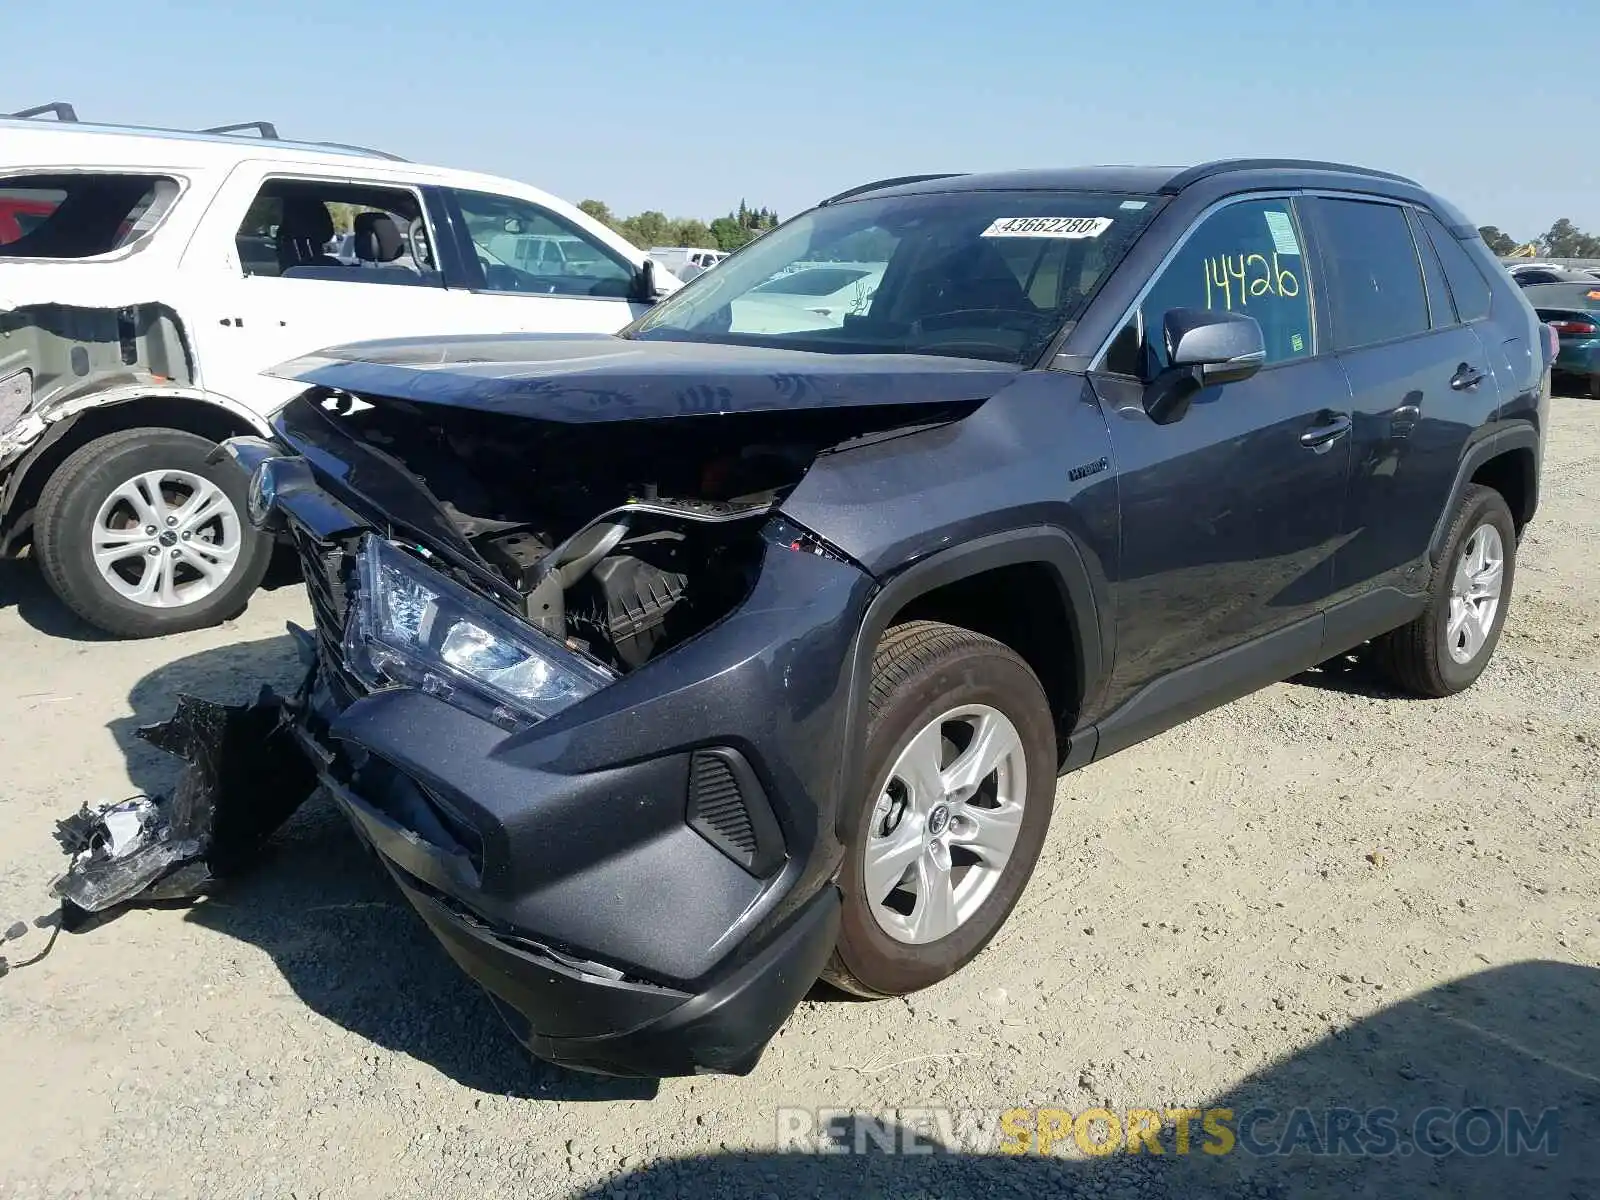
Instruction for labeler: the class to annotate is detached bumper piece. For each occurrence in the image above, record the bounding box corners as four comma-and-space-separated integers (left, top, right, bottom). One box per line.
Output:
51, 690, 317, 928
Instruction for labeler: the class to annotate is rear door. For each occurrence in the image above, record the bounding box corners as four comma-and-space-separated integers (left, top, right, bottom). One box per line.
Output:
187, 167, 463, 415
1306, 196, 1502, 601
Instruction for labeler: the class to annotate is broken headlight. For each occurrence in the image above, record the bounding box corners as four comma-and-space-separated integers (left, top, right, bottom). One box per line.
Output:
346, 537, 615, 726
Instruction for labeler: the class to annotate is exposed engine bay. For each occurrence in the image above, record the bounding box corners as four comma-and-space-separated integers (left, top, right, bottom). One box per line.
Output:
313, 393, 972, 673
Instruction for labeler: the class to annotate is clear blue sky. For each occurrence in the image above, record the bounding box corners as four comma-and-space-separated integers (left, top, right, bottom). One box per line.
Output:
8, 0, 1594, 240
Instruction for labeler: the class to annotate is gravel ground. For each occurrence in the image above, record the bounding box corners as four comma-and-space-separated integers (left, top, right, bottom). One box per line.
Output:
1, 398, 1596, 1200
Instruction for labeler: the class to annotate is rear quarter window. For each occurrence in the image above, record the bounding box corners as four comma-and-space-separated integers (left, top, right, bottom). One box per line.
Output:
0, 173, 181, 259
1419, 211, 1494, 323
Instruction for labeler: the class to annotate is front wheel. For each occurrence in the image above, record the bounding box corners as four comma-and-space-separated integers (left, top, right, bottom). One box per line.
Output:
823, 621, 1057, 998
33, 428, 272, 638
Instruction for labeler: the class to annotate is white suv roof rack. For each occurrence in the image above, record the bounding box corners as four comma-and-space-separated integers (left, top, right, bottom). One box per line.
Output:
2, 100, 407, 162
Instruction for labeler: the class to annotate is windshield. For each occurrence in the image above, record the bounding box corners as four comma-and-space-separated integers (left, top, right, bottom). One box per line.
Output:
625, 190, 1159, 364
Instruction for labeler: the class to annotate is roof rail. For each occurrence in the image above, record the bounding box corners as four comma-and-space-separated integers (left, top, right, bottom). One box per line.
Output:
820, 173, 966, 205
4, 103, 403, 160
1160, 159, 1418, 194
202, 120, 281, 139
6, 102, 79, 121
314, 141, 407, 162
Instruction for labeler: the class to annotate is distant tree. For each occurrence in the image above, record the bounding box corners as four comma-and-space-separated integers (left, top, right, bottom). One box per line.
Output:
670, 218, 715, 248
710, 215, 754, 252
617, 210, 672, 249
1477, 226, 1518, 256
573, 201, 780, 251
1539, 218, 1600, 258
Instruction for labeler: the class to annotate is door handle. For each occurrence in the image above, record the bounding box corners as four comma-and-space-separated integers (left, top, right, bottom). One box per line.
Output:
1300, 413, 1352, 453
1450, 363, 1486, 391
1392, 395, 1422, 437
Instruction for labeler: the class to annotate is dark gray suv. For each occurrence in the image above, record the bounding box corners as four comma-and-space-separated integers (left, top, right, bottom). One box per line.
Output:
211, 159, 1550, 1078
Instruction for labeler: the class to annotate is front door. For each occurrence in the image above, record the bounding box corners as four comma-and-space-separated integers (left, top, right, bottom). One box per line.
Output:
1090, 196, 1353, 729
444, 189, 652, 335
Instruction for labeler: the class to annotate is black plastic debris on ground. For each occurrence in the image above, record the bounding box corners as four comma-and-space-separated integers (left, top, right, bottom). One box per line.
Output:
51, 688, 318, 930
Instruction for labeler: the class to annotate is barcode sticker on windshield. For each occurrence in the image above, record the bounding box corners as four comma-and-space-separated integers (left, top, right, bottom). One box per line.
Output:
981, 216, 1113, 239
1264, 210, 1301, 256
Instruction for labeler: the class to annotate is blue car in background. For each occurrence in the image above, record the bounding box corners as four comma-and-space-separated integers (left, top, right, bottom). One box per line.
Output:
1525, 281, 1600, 397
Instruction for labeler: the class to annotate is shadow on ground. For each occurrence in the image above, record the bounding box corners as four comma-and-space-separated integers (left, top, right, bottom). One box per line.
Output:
100, 630, 655, 1103
1289, 647, 1416, 700
0, 556, 115, 641
0, 545, 301, 643
572, 961, 1600, 1198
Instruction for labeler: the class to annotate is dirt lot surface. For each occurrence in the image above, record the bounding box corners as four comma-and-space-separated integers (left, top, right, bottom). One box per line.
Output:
1, 398, 1596, 1200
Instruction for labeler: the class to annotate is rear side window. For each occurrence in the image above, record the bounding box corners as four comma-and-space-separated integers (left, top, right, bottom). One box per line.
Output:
0, 173, 179, 259
1419, 212, 1493, 323
236, 178, 438, 285
1313, 198, 1429, 350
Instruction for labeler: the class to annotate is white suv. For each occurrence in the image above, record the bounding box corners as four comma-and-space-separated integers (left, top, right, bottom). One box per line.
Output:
0, 103, 678, 637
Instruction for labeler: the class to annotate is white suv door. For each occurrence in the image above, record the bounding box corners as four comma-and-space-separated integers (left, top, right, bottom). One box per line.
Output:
445, 188, 654, 334
188, 166, 471, 415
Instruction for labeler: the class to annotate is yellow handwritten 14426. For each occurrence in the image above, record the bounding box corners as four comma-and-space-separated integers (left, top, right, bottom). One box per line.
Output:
1203, 253, 1299, 311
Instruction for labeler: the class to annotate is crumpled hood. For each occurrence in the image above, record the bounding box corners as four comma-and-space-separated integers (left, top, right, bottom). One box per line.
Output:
267, 334, 1022, 424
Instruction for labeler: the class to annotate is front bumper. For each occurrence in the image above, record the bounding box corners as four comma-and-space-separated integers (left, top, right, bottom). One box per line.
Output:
237, 429, 875, 1077
377, 840, 839, 1077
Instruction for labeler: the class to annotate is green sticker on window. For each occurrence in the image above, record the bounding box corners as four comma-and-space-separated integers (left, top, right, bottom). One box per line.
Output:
1264, 210, 1301, 257
1291, 332, 1305, 353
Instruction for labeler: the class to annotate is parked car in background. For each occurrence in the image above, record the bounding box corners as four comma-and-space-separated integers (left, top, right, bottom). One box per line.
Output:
224, 158, 1550, 1079
1507, 261, 1600, 286
649, 246, 727, 280
1524, 280, 1600, 396
0, 102, 679, 639
728, 262, 886, 332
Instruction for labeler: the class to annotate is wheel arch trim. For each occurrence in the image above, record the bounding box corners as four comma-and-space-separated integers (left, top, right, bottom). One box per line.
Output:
831, 526, 1107, 842
1428, 422, 1540, 565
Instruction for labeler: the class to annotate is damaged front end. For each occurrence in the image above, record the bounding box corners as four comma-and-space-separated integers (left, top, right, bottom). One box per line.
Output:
54, 335, 1006, 1076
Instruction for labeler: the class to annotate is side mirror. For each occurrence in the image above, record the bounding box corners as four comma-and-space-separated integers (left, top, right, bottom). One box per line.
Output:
1143, 308, 1266, 424
633, 257, 672, 303
1165, 308, 1266, 385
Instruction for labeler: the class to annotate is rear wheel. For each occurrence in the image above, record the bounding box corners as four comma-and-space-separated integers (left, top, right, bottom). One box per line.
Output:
823, 621, 1056, 998
1371, 484, 1516, 697
33, 428, 271, 638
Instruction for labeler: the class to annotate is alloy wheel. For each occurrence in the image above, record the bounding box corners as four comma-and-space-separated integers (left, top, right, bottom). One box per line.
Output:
91, 469, 243, 609
864, 704, 1028, 945
1446, 522, 1505, 665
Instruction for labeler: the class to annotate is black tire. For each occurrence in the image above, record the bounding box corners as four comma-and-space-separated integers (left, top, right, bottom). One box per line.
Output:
33, 428, 272, 639
822, 621, 1057, 998
1370, 484, 1517, 698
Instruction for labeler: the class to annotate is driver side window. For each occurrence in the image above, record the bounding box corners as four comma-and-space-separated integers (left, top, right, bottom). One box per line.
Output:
452, 190, 634, 298
1105, 199, 1315, 376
